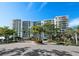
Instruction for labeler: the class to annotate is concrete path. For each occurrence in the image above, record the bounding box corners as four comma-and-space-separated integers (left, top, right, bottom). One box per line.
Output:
0, 41, 79, 56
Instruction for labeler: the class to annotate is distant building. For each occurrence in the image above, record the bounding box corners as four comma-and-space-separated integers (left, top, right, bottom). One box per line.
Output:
54, 16, 68, 32
12, 19, 22, 37
41, 21, 45, 25
12, 19, 33, 39
22, 21, 30, 39
33, 21, 41, 26
12, 16, 68, 39
29, 21, 33, 37
44, 20, 52, 24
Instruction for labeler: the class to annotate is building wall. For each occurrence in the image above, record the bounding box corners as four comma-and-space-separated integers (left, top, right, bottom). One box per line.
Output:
12, 19, 22, 37
12, 16, 68, 39
22, 21, 30, 39
54, 16, 68, 32
33, 21, 41, 26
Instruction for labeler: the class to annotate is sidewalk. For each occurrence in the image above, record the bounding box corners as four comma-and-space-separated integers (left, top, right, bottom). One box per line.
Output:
0, 41, 79, 56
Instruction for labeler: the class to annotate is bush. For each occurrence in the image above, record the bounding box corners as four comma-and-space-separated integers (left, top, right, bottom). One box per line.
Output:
47, 39, 53, 42
47, 39, 59, 43
31, 37, 36, 41
56, 39, 72, 46
43, 38, 48, 41
56, 42, 65, 45
34, 38, 43, 44
64, 39, 72, 46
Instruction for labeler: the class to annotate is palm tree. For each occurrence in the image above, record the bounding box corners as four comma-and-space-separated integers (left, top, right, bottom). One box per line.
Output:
31, 25, 43, 40
75, 25, 79, 45
31, 25, 43, 44
63, 27, 76, 45
43, 20, 54, 40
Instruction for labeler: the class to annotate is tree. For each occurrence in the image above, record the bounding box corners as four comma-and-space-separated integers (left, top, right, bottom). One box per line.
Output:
61, 27, 76, 45
31, 25, 43, 40
75, 25, 79, 45
65, 28, 74, 37
43, 20, 55, 40
76, 25, 79, 34
0, 26, 15, 43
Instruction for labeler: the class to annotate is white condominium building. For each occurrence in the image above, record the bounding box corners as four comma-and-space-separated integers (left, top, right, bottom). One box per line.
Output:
12, 19, 22, 37
54, 16, 68, 32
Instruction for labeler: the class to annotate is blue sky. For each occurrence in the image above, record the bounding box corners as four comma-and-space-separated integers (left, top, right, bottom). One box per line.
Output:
0, 2, 79, 27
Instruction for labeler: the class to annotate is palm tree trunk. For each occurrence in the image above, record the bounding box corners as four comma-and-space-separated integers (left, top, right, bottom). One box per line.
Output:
5, 35, 9, 43
75, 32, 78, 45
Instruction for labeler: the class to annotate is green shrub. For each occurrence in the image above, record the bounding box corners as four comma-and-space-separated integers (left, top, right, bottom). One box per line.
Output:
56, 39, 72, 46
43, 39, 48, 41
34, 38, 43, 44
47, 39, 53, 42
56, 41, 65, 45
31, 38, 37, 41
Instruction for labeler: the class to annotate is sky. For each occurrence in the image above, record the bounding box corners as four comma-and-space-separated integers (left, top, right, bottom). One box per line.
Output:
0, 2, 79, 27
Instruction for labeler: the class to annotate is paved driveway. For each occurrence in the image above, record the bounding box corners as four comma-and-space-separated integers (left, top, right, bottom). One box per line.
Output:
0, 41, 79, 56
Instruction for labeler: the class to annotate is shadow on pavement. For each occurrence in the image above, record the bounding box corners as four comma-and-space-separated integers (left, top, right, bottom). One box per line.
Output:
0, 47, 72, 56
52, 50, 72, 56
0, 47, 29, 56
23, 49, 72, 56
72, 51, 79, 54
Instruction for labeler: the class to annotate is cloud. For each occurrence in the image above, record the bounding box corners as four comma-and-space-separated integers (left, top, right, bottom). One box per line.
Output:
38, 2, 47, 11
69, 18, 79, 27
26, 2, 33, 10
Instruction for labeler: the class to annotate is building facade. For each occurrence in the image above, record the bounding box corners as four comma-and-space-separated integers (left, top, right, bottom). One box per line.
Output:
12, 16, 68, 39
33, 21, 41, 26
54, 16, 68, 32
12, 19, 22, 37
22, 21, 30, 39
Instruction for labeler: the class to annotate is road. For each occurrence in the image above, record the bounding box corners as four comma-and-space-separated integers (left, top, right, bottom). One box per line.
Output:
0, 41, 79, 56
